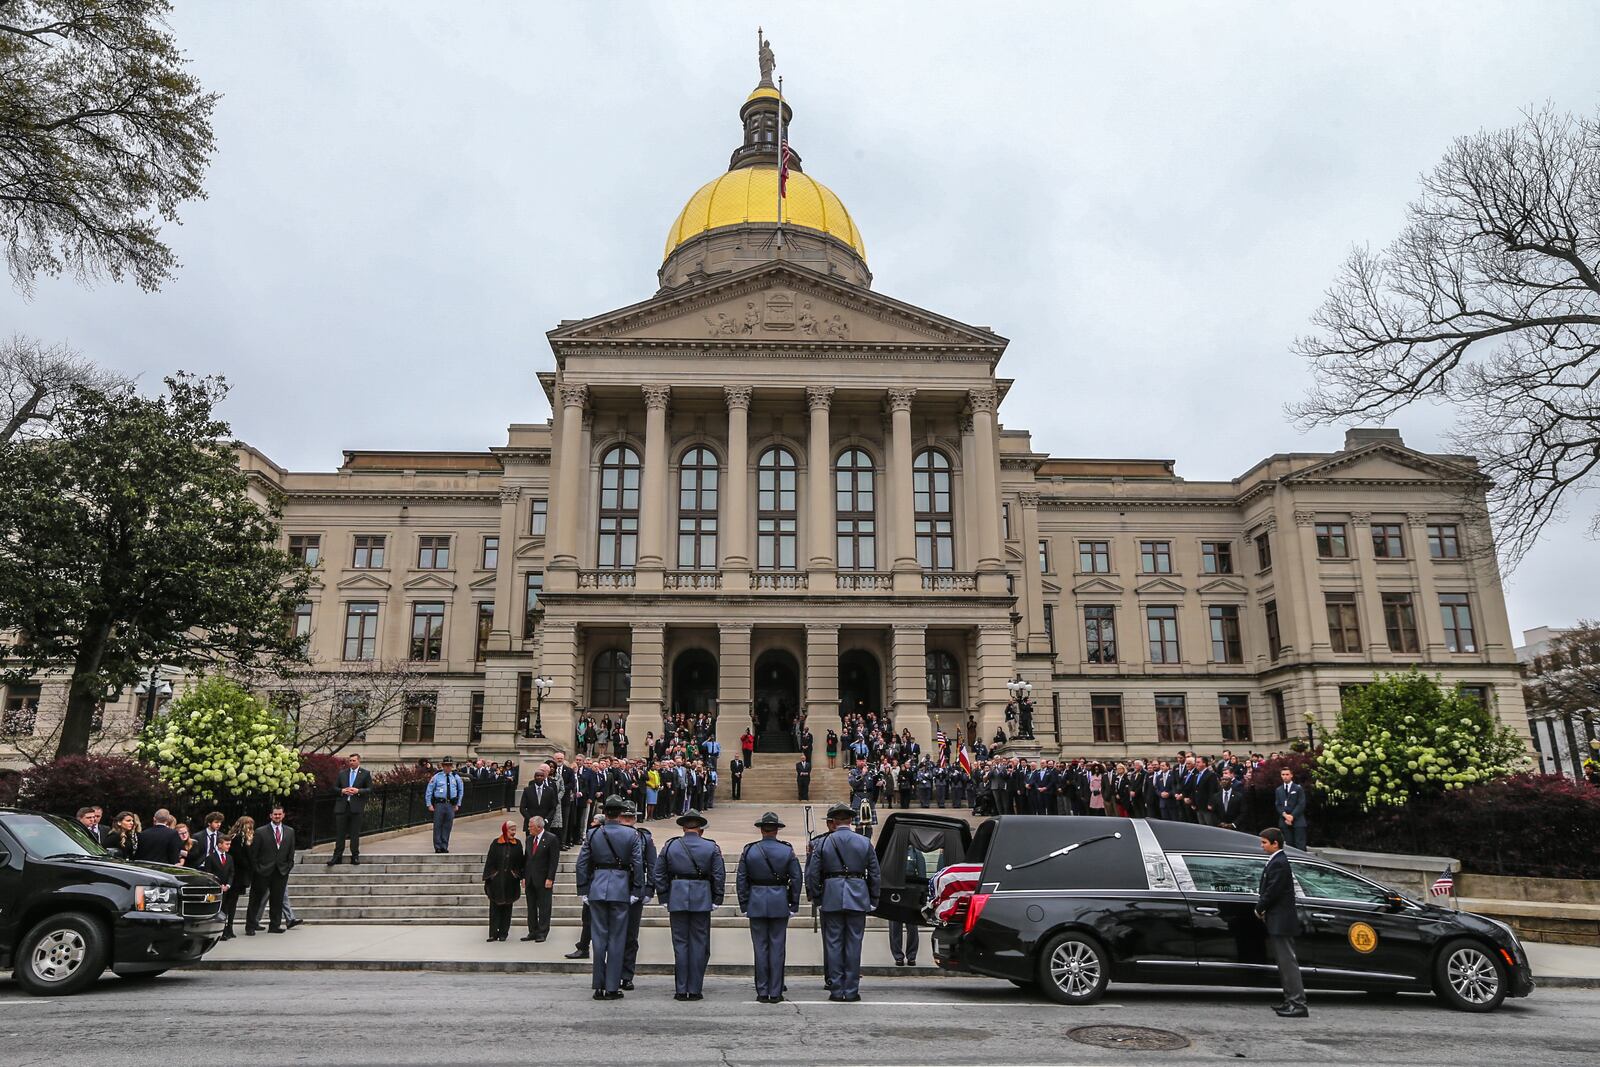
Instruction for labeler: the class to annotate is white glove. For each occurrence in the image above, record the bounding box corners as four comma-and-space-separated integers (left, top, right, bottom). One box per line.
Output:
629, 896, 640, 905
579, 895, 588, 906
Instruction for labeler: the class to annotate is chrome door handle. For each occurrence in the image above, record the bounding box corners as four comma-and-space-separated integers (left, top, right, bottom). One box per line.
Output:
1194, 906, 1220, 915
1311, 912, 1337, 920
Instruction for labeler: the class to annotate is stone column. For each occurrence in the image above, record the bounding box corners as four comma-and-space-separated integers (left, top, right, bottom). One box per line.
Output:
488, 486, 520, 652
548, 383, 588, 583
538, 621, 579, 751
967, 388, 1005, 589
806, 386, 835, 581
1291, 509, 1332, 654
958, 413, 979, 573
1349, 513, 1390, 656
805, 624, 840, 727
887, 388, 919, 591
722, 386, 753, 591
626, 622, 665, 742
890, 623, 932, 749
716, 623, 753, 755
974, 621, 1016, 742
635, 384, 671, 590
1406, 512, 1446, 655
1018, 491, 1046, 651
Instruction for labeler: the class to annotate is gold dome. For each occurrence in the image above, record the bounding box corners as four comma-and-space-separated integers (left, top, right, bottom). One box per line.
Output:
662, 165, 867, 262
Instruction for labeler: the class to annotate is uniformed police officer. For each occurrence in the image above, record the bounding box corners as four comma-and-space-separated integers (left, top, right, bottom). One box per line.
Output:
655, 808, 725, 1000
575, 795, 646, 1000
848, 758, 870, 809
932, 763, 948, 808
805, 801, 881, 1002
915, 760, 933, 808
618, 800, 656, 992
737, 811, 802, 1004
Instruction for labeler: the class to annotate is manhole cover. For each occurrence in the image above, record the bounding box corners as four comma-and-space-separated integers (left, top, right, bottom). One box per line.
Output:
1068, 1025, 1190, 1051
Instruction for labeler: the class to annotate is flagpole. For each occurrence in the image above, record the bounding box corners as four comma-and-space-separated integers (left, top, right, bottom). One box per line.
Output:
776, 74, 785, 251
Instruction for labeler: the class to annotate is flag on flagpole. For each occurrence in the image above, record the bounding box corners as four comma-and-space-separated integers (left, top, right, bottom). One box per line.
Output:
779, 136, 792, 198
958, 744, 974, 776
1430, 869, 1455, 897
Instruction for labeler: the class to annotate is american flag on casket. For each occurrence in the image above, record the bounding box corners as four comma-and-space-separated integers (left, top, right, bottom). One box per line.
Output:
925, 862, 985, 924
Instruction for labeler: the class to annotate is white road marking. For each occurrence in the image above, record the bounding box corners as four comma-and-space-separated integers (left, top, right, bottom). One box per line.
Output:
765, 1000, 1124, 1007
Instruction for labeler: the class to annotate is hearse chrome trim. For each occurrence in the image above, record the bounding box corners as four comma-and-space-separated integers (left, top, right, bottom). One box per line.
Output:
1130, 819, 1178, 891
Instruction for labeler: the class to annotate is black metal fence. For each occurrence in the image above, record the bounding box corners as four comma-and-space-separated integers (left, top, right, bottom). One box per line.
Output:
297, 777, 512, 847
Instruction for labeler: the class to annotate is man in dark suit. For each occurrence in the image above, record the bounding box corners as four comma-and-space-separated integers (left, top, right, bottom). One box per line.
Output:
728, 756, 745, 800
1274, 767, 1309, 849
75, 806, 106, 846
203, 836, 240, 938
1256, 828, 1307, 1017
247, 805, 296, 934
329, 754, 373, 865
192, 812, 227, 868
1193, 757, 1222, 827
521, 815, 560, 942
520, 766, 560, 831
135, 809, 183, 864
1216, 769, 1245, 830
793, 756, 810, 801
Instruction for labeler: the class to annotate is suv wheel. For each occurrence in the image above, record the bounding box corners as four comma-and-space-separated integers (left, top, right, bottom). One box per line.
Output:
1434, 938, 1506, 1013
14, 912, 109, 996
1036, 931, 1109, 1005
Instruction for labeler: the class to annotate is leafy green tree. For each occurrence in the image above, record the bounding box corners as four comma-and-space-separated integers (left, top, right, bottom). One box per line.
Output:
1317, 669, 1528, 810
136, 675, 306, 802
0, 1, 218, 292
0, 374, 309, 759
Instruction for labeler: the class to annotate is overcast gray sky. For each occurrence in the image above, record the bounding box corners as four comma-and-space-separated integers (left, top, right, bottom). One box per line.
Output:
5, 0, 1599, 641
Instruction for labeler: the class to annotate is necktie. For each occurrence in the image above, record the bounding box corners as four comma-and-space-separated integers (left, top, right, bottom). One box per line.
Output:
273, 824, 282, 846
530, 835, 539, 857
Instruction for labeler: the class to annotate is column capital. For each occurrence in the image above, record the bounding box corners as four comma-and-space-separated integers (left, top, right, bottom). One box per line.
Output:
642, 383, 672, 411
498, 485, 521, 504
1258, 515, 1278, 533
806, 385, 835, 412
1405, 511, 1431, 528
965, 386, 999, 414
805, 622, 841, 635
957, 413, 975, 434
557, 382, 589, 409
1017, 490, 1041, 508
630, 621, 666, 637
1348, 511, 1372, 526
718, 621, 754, 636
892, 622, 928, 636
723, 384, 754, 410
1292, 510, 1317, 527
886, 387, 917, 413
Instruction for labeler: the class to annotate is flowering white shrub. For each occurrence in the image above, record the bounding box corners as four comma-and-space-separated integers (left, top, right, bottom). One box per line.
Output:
136, 676, 308, 801
1317, 669, 1527, 810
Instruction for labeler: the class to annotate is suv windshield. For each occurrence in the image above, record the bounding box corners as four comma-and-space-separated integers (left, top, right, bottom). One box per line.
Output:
1, 813, 106, 858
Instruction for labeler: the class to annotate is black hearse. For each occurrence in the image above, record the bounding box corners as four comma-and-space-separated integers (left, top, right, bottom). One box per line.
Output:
0, 808, 226, 995
874, 813, 1533, 1012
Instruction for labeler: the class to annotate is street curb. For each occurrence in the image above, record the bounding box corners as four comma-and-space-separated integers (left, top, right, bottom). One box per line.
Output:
195, 959, 953, 979
1535, 976, 1600, 989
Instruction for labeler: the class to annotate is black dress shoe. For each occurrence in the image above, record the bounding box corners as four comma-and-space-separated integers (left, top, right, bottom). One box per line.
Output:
351, 858, 360, 865
905, 960, 917, 967
521, 935, 537, 942
268, 927, 285, 934
687, 993, 703, 1001
1275, 1006, 1309, 1018
893, 958, 904, 966
326, 858, 339, 867
244, 929, 257, 936
827, 993, 844, 1002
674, 993, 688, 1001
534, 936, 546, 943
593, 990, 606, 1001
286, 919, 303, 929
770, 994, 784, 1004
843, 993, 862, 1002
621, 980, 634, 991
756, 995, 771, 1004
565, 949, 589, 959
486, 936, 499, 942
221, 930, 235, 940
604, 991, 625, 1000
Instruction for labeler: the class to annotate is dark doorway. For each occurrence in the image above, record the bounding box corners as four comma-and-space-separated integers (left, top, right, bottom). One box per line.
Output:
752, 648, 801, 746
671, 648, 718, 716
838, 649, 882, 716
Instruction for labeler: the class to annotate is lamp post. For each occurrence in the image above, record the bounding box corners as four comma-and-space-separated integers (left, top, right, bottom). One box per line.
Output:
1008, 677, 1034, 740
132, 666, 173, 728
532, 676, 553, 739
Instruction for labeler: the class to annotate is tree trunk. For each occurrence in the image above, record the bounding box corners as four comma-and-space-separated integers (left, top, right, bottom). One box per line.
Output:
55, 621, 113, 759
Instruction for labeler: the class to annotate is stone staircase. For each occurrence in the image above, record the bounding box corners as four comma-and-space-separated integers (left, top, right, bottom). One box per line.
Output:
734, 761, 852, 805
292, 852, 885, 928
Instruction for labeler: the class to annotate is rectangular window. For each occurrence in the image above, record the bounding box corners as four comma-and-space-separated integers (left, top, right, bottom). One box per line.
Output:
529, 498, 548, 536
352, 535, 386, 569
1043, 604, 1055, 652
469, 692, 485, 744
1038, 539, 1051, 573
481, 536, 499, 570
1208, 604, 1243, 664
1382, 592, 1420, 653
1078, 540, 1111, 573
1002, 502, 1012, 541
289, 535, 321, 566
1091, 694, 1124, 743
1146, 605, 1180, 663
678, 516, 719, 570
291, 602, 313, 639
836, 518, 876, 571
1440, 593, 1477, 652
1427, 523, 1461, 559
410, 602, 445, 662
759, 519, 799, 570
1325, 592, 1362, 652
1371, 523, 1405, 559
1155, 694, 1188, 743
1084, 605, 1117, 664
1218, 693, 1252, 742
1271, 690, 1288, 740
1457, 684, 1491, 709
343, 602, 379, 661
475, 602, 494, 661
401, 691, 437, 744
524, 572, 543, 637
1201, 541, 1233, 574
1254, 530, 1272, 571
1265, 600, 1282, 660
1, 683, 41, 737
417, 535, 450, 570
1315, 523, 1349, 559
1140, 540, 1173, 574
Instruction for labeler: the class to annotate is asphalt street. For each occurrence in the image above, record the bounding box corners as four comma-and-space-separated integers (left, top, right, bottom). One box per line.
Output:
1, 970, 1597, 1066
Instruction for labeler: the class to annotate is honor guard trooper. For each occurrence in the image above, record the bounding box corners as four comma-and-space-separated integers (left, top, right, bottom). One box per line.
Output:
655, 808, 725, 1000
618, 800, 657, 991
805, 801, 881, 1002
950, 765, 968, 809
932, 763, 948, 808
737, 811, 802, 1004
575, 795, 646, 1000
848, 759, 870, 808
915, 760, 934, 808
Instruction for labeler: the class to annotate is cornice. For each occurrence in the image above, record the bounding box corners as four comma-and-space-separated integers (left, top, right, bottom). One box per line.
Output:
283, 490, 501, 504
552, 341, 1001, 361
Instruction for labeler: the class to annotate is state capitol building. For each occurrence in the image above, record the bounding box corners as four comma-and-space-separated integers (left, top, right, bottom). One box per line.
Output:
0, 56, 1530, 767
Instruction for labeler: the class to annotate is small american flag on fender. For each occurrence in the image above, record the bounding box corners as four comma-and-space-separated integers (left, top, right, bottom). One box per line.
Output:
1430, 869, 1454, 897
927, 863, 984, 925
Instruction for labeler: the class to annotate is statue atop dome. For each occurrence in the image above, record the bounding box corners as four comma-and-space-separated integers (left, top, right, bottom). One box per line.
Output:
757, 28, 775, 87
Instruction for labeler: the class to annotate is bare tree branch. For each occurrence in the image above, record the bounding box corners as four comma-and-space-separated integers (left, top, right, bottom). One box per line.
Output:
0, 333, 126, 444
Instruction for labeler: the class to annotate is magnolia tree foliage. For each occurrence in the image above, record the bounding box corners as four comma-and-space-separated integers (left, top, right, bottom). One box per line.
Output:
1317, 670, 1527, 810
136, 676, 306, 802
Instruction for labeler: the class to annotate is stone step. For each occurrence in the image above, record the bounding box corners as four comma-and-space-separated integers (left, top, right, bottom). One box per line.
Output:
289, 905, 882, 927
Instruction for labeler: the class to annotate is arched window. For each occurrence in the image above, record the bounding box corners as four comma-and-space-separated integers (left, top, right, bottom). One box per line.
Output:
597, 445, 640, 569
926, 649, 961, 708
677, 446, 719, 570
914, 448, 955, 571
757, 446, 798, 570
834, 448, 876, 570
591, 649, 632, 709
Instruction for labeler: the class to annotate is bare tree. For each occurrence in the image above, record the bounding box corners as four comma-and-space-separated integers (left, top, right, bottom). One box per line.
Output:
1292, 105, 1600, 566
0, 334, 125, 444
245, 656, 429, 755
7, 684, 142, 765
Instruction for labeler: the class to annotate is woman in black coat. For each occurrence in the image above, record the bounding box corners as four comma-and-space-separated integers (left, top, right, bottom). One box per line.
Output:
483, 821, 524, 942
105, 811, 141, 860
222, 816, 255, 937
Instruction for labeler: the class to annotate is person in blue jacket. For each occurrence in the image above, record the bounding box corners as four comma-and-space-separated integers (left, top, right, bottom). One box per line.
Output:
736, 810, 802, 1004
575, 794, 646, 1000
804, 801, 881, 1002
654, 808, 725, 1001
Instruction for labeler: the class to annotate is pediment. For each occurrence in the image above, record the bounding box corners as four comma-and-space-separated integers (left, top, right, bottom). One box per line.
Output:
1197, 577, 1249, 596
468, 573, 499, 591
335, 572, 391, 592
402, 572, 458, 593
1286, 443, 1483, 485
549, 261, 1008, 351
514, 538, 547, 560
1041, 578, 1063, 595
1072, 576, 1124, 596
1135, 577, 1188, 596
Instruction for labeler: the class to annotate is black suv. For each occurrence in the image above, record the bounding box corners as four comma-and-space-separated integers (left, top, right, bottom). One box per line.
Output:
874, 812, 1534, 1013
0, 808, 226, 995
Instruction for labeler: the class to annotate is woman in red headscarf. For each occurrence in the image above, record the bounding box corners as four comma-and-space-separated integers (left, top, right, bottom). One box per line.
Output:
483, 820, 524, 942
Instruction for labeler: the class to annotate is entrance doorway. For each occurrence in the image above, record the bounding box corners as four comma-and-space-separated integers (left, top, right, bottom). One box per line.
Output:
671, 648, 718, 716
838, 649, 882, 717
752, 649, 800, 743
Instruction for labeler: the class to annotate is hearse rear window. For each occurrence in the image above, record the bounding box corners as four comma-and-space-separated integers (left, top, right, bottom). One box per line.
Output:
987, 818, 1147, 892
